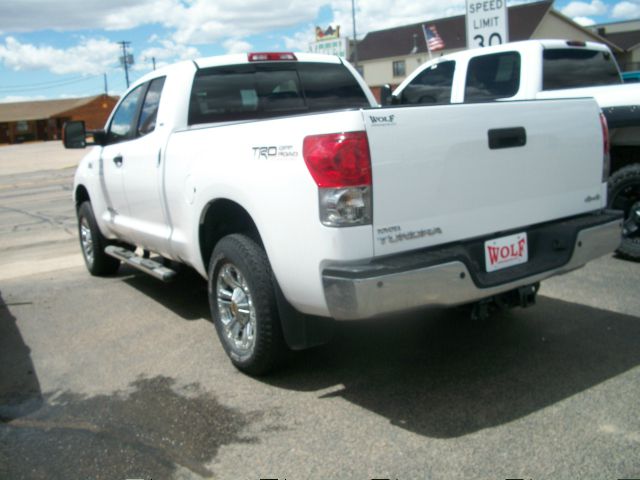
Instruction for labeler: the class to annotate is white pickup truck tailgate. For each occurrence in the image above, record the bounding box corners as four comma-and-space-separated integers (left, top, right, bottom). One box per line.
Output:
365, 99, 606, 257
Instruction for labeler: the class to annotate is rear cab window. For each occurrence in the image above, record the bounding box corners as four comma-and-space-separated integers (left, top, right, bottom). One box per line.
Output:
188, 62, 370, 125
464, 51, 521, 102
542, 48, 622, 90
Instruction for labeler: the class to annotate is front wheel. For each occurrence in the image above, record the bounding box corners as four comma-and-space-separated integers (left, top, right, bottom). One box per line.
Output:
207, 234, 287, 375
608, 164, 640, 261
77, 201, 121, 275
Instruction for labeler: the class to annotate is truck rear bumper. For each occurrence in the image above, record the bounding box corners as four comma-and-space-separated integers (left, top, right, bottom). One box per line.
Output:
322, 210, 623, 320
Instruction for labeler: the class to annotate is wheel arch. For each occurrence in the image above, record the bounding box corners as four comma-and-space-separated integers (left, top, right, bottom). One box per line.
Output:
610, 145, 640, 174
75, 184, 91, 209
199, 198, 264, 272
199, 198, 335, 352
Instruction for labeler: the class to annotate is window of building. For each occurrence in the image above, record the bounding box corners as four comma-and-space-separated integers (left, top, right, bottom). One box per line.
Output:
16, 121, 30, 133
400, 61, 455, 105
464, 51, 520, 102
392, 60, 406, 77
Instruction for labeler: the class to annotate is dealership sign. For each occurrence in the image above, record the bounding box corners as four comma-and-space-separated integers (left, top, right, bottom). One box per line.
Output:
466, 0, 509, 48
309, 25, 348, 58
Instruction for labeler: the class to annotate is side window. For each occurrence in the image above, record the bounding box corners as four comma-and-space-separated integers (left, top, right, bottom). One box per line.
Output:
107, 84, 144, 144
137, 77, 166, 136
464, 52, 520, 102
400, 61, 455, 105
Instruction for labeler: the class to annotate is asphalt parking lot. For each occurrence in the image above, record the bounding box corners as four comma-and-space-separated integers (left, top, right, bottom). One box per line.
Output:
1, 142, 639, 480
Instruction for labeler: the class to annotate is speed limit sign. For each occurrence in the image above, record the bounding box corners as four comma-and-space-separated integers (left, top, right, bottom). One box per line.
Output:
466, 0, 509, 48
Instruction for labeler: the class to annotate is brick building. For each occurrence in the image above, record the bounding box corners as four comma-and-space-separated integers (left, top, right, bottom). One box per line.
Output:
0, 94, 118, 144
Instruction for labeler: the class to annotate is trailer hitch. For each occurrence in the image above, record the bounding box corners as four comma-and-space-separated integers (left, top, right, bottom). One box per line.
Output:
470, 282, 540, 321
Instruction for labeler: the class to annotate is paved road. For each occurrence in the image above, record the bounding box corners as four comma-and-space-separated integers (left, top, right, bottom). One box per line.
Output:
1, 143, 639, 480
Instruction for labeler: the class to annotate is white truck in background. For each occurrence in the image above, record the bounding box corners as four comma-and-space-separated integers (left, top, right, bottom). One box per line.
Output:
390, 39, 640, 260
64, 52, 621, 375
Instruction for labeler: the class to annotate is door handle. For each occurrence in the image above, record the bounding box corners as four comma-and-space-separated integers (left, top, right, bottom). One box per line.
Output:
488, 127, 527, 149
113, 155, 123, 167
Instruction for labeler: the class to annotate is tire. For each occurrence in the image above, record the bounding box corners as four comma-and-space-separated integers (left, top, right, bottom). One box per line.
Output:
608, 164, 640, 261
207, 234, 287, 375
77, 201, 121, 275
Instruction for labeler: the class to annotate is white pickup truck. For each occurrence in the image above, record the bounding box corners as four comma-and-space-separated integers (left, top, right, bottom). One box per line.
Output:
64, 51, 621, 375
391, 39, 640, 260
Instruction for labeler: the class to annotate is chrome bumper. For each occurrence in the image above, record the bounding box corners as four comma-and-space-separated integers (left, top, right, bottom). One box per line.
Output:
322, 213, 623, 320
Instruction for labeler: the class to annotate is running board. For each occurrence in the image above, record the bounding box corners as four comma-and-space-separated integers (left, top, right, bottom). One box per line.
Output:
105, 246, 176, 282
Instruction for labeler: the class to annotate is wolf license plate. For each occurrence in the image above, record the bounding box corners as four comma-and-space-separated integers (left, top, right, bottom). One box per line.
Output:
484, 232, 528, 273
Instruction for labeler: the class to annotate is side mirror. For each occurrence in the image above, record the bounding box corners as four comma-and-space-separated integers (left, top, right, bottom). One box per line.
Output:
63, 121, 107, 148
63, 121, 87, 149
379, 84, 393, 106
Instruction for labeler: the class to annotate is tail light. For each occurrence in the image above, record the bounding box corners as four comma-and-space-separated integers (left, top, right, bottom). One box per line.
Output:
248, 52, 297, 62
600, 112, 610, 182
303, 131, 372, 227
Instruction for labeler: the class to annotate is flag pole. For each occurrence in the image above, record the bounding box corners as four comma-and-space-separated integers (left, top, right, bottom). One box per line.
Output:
351, 0, 358, 68
422, 25, 433, 60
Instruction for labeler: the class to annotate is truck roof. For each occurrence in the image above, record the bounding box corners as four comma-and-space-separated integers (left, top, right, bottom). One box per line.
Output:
425, 39, 612, 65
195, 52, 343, 69
131, 52, 346, 90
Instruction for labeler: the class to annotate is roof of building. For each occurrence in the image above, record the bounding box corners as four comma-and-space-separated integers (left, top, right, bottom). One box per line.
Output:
601, 30, 640, 50
356, 1, 554, 61
0, 95, 115, 123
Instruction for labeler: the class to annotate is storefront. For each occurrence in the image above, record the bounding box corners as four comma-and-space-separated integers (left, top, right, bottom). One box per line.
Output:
0, 95, 117, 144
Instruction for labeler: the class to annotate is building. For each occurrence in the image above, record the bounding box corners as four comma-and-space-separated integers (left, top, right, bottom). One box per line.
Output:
354, 0, 619, 98
591, 20, 640, 72
0, 95, 118, 145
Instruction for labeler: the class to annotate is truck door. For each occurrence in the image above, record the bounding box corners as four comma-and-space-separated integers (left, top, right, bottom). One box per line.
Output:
100, 84, 146, 237
119, 77, 170, 253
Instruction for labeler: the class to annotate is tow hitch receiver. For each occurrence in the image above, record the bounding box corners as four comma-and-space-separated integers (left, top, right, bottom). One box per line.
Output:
470, 282, 540, 321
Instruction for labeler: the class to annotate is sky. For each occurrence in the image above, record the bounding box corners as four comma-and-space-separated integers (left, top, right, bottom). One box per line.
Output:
0, 0, 639, 103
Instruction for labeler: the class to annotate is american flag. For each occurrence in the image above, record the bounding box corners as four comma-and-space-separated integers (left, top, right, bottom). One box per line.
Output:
422, 24, 445, 52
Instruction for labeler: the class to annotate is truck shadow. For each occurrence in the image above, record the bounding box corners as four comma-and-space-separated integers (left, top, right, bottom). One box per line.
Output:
0, 291, 42, 423
265, 296, 640, 439
119, 264, 210, 321
109, 268, 640, 440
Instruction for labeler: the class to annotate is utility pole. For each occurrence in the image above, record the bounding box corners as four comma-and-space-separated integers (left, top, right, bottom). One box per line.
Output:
351, 0, 358, 68
119, 41, 132, 88
152, 57, 156, 71
103, 73, 108, 95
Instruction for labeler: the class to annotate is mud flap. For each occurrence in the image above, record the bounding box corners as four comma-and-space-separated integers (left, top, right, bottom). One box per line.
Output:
273, 280, 335, 351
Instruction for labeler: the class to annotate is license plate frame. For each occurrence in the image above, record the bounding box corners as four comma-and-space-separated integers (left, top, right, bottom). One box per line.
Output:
484, 232, 528, 273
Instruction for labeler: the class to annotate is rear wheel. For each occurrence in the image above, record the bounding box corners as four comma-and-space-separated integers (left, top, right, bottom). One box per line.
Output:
208, 234, 287, 375
77, 201, 120, 275
608, 164, 640, 261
